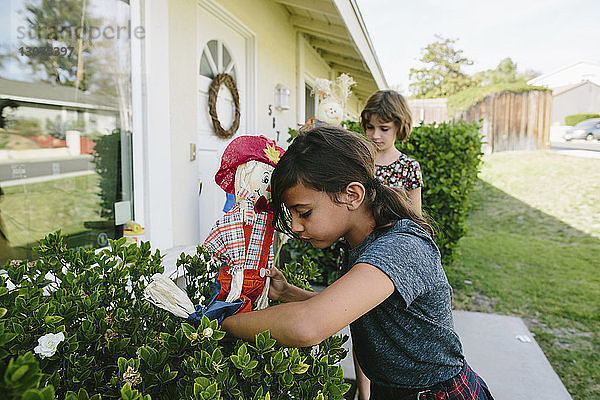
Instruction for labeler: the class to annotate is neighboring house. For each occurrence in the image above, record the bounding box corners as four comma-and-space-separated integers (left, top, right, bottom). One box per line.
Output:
0, 77, 119, 136
527, 61, 600, 89
527, 61, 600, 125
125, 0, 388, 268
550, 80, 600, 125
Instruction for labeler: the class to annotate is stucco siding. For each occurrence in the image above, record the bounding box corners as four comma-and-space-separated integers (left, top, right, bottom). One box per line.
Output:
218, 0, 298, 138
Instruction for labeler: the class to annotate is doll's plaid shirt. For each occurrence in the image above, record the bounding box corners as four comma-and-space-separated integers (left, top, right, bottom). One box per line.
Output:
203, 189, 274, 273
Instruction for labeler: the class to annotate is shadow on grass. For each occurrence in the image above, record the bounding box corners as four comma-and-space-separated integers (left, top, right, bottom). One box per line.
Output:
446, 179, 600, 399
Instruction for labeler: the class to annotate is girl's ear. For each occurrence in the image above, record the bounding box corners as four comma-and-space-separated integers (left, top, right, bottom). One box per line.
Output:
343, 182, 366, 210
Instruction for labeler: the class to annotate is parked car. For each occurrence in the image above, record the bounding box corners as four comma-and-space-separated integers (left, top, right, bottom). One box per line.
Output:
563, 118, 600, 141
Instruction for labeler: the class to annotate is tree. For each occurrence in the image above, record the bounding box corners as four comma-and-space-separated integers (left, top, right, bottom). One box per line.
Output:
0, 100, 19, 129
22, 0, 101, 91
409, 36, 479, 98
474, 57, 540, 86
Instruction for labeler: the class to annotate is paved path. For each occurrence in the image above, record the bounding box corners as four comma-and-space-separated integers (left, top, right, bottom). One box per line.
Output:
336, 311, 572, 400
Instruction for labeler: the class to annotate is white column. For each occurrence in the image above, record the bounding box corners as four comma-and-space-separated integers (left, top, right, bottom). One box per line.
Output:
296, 31, 305, 125
140, 0, 174, 250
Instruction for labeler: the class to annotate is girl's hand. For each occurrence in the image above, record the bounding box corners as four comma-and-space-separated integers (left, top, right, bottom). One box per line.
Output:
260, 266, 289, 302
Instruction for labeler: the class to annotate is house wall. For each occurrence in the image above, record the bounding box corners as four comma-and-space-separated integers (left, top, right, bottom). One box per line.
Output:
216, 0, 361, 126
9, 104, 118, 136
217, 0, 298, 139
141, 0, 371, 252
552, 82, 600, 124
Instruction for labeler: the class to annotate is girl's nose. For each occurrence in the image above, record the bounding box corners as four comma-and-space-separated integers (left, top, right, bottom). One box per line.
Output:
290, 215, 304, 233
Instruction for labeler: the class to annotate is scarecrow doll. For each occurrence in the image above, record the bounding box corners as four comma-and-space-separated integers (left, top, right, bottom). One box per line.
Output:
144, 135, 285, 324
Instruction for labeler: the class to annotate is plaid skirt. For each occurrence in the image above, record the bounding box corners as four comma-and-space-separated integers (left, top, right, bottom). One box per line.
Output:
370, 361, 494, 400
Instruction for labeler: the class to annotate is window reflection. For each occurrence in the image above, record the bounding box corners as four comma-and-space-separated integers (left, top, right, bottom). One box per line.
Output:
0, 0, 134, 262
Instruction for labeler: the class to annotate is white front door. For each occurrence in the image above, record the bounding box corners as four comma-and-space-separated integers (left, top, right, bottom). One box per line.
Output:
197, 6, 250, 242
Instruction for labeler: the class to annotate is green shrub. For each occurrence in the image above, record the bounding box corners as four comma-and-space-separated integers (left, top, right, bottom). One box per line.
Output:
92, 128, 132, 220
397, 120, 483, 265
282, 120, 483, 272
278, 239, 343, 287
342, 119, 484, 265
565, 113, 600, 126
0, 232, 350, 399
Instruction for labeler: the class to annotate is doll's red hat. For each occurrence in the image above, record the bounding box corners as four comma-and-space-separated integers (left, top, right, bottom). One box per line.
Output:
215, 135, 285, 195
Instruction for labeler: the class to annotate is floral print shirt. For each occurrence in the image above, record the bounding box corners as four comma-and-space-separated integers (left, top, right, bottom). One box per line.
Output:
375, 153, 423, 190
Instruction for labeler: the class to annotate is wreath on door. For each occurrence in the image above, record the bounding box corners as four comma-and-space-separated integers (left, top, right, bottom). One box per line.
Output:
208, 73, 240, 139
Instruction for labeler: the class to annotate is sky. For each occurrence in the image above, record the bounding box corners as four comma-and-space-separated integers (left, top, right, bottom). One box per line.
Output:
356, 0, 600, 94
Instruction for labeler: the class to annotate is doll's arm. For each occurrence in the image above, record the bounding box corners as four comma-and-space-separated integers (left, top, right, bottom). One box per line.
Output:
221, 262, 394, 347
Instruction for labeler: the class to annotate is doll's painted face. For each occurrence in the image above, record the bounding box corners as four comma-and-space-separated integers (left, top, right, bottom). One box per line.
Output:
317, 100, 343, 125
235, 160, 274, 202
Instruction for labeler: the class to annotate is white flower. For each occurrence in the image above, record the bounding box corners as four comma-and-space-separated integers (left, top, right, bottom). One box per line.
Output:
34, 332, 65, 359
122, 365, 142, 387
203, 328, 213, 338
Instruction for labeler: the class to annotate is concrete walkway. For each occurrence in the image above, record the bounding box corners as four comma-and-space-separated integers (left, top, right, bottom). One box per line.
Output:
337, 310, 572, 400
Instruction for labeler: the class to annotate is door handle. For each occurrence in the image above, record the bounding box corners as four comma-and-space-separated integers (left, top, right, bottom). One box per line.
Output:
199, 180, 203, 196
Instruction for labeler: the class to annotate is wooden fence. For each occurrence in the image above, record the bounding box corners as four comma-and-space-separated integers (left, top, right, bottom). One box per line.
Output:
407, 98, 448, 125
454, 90, 552, 152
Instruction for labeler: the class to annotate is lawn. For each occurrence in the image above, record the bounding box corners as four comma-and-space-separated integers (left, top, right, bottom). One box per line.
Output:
446, 151, 600, 400
1, 174, 105, 253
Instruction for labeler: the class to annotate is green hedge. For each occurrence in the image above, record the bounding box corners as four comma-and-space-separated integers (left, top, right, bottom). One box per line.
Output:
0, 233, 350, 399
396, 120, 484, 265
282, 120, 484, 271
565, 113, 600, 126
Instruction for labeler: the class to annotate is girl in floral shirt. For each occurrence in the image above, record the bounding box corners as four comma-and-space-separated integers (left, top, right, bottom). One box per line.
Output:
361, 90, 423, 216
355, 90, 424, 399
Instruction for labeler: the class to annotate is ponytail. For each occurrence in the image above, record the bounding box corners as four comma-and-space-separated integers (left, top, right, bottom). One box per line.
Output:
366, 178, 434, 237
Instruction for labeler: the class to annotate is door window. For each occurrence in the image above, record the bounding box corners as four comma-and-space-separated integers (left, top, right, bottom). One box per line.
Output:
199, 40, 236, 81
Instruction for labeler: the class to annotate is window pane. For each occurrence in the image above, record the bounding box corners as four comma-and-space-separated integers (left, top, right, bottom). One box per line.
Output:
222, 44, 232, 72
199, 51, 214, 78
207, 40, 218, 68
305, 84, 315, 120
0, 0, 134, 262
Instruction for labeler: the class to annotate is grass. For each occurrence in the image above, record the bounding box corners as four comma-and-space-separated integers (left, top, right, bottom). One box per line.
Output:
446, 151, 600, 399
1, 174, 104, 250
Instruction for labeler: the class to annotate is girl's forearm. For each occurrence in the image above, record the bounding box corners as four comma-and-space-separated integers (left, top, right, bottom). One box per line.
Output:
221, 300, 316, 347
282, 284, 317, 302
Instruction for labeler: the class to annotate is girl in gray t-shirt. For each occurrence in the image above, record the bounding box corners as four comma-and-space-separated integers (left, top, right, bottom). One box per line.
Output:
221, 126, 493, 399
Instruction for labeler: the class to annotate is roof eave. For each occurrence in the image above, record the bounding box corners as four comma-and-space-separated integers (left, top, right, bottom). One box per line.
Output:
332, 0, 388, 90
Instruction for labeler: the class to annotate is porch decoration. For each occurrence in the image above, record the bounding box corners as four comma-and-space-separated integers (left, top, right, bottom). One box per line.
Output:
145, 135, 285, 324
208, 73, 240, 139
313, 73, 356, 126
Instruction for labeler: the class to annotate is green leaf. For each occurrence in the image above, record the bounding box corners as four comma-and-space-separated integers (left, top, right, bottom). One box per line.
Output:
11, 365, 29, 381
118, 357, 127, 373
44, 315, 63, 325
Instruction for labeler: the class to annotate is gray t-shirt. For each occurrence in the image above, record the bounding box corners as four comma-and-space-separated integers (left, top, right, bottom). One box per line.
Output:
344, 219, 464, 388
